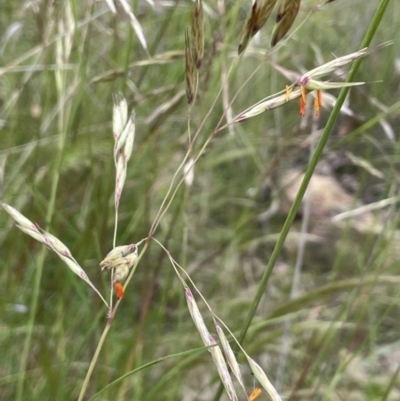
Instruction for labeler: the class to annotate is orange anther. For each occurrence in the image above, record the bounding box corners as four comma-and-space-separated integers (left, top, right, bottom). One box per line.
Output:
317, 89, 323, 106
248, 388, 262, 401
115, 282, 125, 299
301, 86, 307, 104
314, 98, 320, 116
299, 98, 306, 117
285, 85, 293, 102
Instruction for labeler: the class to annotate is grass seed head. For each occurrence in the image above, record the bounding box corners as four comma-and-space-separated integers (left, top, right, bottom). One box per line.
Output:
215, 324, 244, 388
100, 244, 138, 273
1, 202, 109, 307
185, 288, 211, 346
40, 229, 73, 258
100, 245, 137, 298
192, 0, 204, 69
208, 335, 238, 401
185, 29, 196, 104
1, 202, 38, 233
296, 48, 369, 83
112, 93, 128, 140
112, 264, 130, 283
271, 0, 301, 47
238, 0, 278, 55
2, 203, 72, 258
184, 157, 195, 188
234, 88, 302, 122
112, 96, 135, 209
248, 358, 282, 401
115, 157, 127, 207
234, 46, 378, 122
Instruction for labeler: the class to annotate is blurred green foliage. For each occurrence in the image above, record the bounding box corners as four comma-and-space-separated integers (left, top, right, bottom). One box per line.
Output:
1, 1, 400, 400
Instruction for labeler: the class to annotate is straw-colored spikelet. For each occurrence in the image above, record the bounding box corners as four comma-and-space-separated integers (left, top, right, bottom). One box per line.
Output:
183, 157, 195, 188
192, 0, 204, 69
295, 48, 369, 83
208, 334, 239, 401
215, 324, 245, 392
112, 94, 135, 209
1, 202, 108, 307
185, 29, 196, 104
247, 358, 282, 401
113, 93, 128, 140
234, 88, 303, 122
185, 288, 211, 346
184, 290, 237, 399
234, 47, 375, 122
271, 0, 301, 47
100, 244, 138, 281
238, 0, 278, 55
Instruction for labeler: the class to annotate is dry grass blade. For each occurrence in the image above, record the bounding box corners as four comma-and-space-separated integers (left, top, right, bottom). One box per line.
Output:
192, 0, 204, 68
1, 202, 109, 307
238, 0, 278, 55
208, 335, 239, 401
114, 0, 148, 52
271, 0, 301, 47
145, 89, 185, 130
104, 0, 117, 13
185, 29, 196, 104
89, 51, 185, 84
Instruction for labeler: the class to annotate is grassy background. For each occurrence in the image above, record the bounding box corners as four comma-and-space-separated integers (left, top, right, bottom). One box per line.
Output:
1, 0, 400, 400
